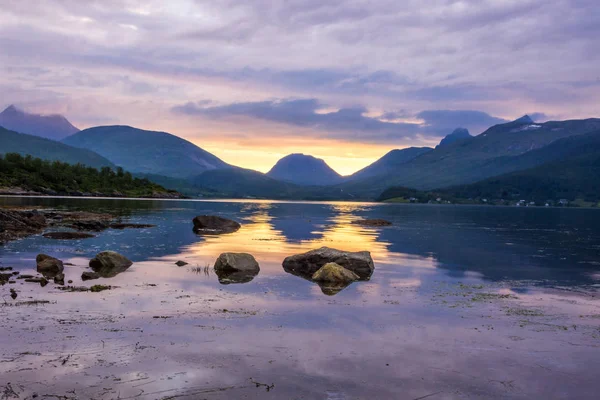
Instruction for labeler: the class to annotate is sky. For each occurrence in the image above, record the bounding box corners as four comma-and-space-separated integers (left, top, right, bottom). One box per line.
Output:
1, 0, 599, 175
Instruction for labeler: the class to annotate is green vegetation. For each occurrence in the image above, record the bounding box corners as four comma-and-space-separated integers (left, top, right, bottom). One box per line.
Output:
0, 126, 114, 169
0, 153, 178, 197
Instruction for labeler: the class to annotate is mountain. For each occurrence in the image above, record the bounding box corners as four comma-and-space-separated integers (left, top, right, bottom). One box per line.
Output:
0, 105, 79, 140
348, 147, 432, 181
62, 125, 229, 178
336, 116, 600, 197
378, 129, 600, 204
266, 153, 343, 186
436, 128, 472, 148
0, 126, 115, 169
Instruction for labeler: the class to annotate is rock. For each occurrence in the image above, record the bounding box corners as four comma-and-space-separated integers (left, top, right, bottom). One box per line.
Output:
68, 280, 73, 284
192, 215, 241, 234
282, 247, 374, 280
36, 254, 64, 277
0, 273, 12, 284
214, 253, 260, 273
351, 219, 392, 227
69, 220, 110, 232
214, 253, 260, 285
89, 251, 133, 278
43, 232, 95, 240
25, 277, 49, 287
10, 289, 17, 299
312, 262, 360, 283
81, 271, 100, 281
175, 260, 188, 267
0, 267, 12, 271
109, 223, 155, 229
53, 273, 65, 285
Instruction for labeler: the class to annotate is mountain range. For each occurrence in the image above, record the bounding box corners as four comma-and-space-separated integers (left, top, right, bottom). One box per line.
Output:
2, 105, 600, 204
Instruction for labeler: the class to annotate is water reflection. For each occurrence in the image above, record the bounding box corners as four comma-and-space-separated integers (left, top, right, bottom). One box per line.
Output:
1, 197, 600, 288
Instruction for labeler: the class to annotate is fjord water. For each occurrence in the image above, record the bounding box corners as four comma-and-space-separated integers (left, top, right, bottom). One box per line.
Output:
1, 197, 600, 399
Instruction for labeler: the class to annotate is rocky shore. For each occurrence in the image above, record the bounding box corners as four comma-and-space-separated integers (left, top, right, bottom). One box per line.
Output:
0, 186, 184, 199
0, 207, 117, 244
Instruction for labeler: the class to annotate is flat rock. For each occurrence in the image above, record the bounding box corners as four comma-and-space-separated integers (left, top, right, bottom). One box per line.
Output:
193, 215, 241, 234
283, 247, 374, 280
36, 254, 64, 277
175, 260, 188, 267
69, 220, 110, 232
43, 232, 95, 240
110, 223, 156, 229
89, 251, 133, 278
81, 271, 101, 281
351, 219, 392, 226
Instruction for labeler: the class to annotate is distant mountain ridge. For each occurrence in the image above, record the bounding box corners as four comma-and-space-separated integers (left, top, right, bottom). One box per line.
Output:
437, 128, 472, 148
335, 116, 600, 198
62, 125, 230, 178
267, 153, 343, 186
0, 105, 79, 140
349, 147, 432, 181
0, 126, 115, 169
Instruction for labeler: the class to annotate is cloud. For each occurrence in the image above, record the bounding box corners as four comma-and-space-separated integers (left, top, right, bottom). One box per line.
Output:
416, 110, 508, 135
173, 98, 508, 142
1, 0, 599, 160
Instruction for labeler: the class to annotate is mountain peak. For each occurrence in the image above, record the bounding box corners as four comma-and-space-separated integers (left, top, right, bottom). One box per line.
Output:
1, 104, 20, 115
0, 104, 79, 140
437, 127, 473, 148
513, 115, 534, 124
267, 153, 342, 186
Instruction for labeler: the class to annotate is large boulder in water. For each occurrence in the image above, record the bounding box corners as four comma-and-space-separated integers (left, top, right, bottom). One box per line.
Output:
283, 247, 374, 280
192, 215, 241, 234
214, 253, 260, 284
214, 253, 259, 273
89, 251, 133, 278
36, 254, 64, 277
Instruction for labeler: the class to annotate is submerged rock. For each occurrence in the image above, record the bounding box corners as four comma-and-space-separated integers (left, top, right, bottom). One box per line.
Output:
81, 271, 101, 281
36, 254, 64, 277
69, 220, 110, 232
175, 260, 188, 267
192, 215, 241, 234
53, 273, 65, 285
89, 251, 133, 278
43, 232, 95, 240
312, 262, 360, 283
25, 277, 49, 287
282, 247, 374, 280
351, 219, 392, 227
110, 223, 156, 230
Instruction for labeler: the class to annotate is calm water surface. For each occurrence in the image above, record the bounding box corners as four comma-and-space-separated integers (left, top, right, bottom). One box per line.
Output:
1, 197, 600, 399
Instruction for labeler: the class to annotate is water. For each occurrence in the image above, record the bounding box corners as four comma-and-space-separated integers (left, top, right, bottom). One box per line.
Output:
1, 197, 600, 399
